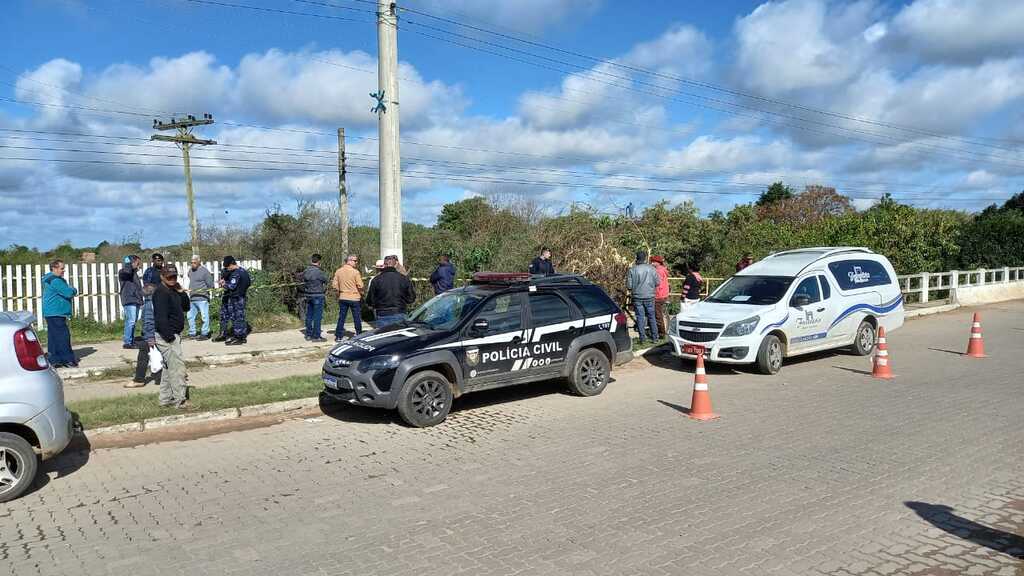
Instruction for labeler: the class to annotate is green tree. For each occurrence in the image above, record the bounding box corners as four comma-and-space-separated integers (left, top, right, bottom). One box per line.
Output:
755, 181, 793, 207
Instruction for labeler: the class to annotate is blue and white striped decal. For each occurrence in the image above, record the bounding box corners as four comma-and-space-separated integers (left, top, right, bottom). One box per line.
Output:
827, 295, 903, 331
759, 313, 789, 335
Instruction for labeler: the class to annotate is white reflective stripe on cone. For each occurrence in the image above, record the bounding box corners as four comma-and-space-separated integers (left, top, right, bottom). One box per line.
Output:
878, 350, 888, 356
877, 358, 888, 366
696, 368, 706, 375
973, 322, 981, 328
878, 338, 887, 344
971, 333, 982, 338
694, 383, 709, 391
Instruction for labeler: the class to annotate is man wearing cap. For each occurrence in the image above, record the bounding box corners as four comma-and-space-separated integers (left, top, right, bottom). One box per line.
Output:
153, 264, 191, 408
218, 256, 252, 345
366, 255, 416, 328
186, 255, 215, 340
331, 254, 364, 341
626, 250, 661, 344
118, 255, 143, 349
651, 255, 670, 339
736, 252, 754, 272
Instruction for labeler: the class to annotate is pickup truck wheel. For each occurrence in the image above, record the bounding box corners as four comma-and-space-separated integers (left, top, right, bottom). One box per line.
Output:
397, 370, 453, 428
567, 348, 610, 396
851, 321, 876, 356
756, 335, 784, 375
0, 432, 38, 503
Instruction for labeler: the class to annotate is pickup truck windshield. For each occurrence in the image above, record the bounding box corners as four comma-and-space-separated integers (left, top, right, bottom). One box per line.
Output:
707, 276, 793, 305
408, 290, 484, 331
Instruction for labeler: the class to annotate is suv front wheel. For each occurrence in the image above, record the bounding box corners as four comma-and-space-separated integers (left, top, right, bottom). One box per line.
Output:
397, 370, 453, 428
567, 348, 610, 396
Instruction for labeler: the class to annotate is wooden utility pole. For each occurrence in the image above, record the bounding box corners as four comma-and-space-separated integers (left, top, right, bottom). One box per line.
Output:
151, 114, 216, 256
375, 0, 402, 262
338, 127, 349, 257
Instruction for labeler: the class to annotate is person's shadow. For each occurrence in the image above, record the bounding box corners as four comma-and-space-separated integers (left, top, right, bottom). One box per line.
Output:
905, 501, 1024, 560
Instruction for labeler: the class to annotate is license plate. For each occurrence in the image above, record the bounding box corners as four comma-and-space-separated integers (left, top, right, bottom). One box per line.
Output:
323, 375, 339, 389
683, 344, 706, 356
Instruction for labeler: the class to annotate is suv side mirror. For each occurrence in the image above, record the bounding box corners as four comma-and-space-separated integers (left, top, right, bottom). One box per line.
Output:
792, 294, 811, 308
471, 318, 489, 334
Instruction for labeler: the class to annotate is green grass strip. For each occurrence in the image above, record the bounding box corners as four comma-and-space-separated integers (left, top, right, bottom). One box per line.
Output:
69, 374, 324, 429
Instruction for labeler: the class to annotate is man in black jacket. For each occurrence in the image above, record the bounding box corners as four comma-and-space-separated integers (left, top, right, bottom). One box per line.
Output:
529, 247, 555, 275
366, 255, 416, 328
217, 256, 252, 345
153, 265, 191, 408
300, 253, 328, 342
118, 255, 143, 349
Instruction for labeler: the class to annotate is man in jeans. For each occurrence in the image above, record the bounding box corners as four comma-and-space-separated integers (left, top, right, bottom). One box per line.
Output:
626, 250, 662, 344
650, 255, 670, 339
186, 255, 214, 340
332, 254, 364, 341
301, 253, 328, 342
42, 259, 79, 368
366, 255, 416, 327
153, 265, 191, 408
118, 255, 143, 349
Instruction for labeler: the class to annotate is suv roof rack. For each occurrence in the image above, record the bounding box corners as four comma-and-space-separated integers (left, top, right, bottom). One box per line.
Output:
470, 272, 591, 287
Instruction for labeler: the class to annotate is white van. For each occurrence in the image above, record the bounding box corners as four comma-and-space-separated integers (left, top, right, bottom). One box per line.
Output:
668, 247, 904, 374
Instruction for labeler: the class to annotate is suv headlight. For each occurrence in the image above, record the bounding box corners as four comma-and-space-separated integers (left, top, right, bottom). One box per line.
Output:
358, 354, 401, 372
722, 316, 760, 337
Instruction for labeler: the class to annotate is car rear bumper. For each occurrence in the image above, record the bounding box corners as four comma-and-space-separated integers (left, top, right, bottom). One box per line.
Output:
27, 401, 73, 460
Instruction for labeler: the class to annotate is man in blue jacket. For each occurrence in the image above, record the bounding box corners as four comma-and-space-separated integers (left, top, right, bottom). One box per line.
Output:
118, 255, 143, 349
218, 256, 252, 345
42, 259, 78, 368
429, 255, 456, 295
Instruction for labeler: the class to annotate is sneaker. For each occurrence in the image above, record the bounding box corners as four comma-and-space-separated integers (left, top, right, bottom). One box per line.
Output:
123, 381, 145, 388
196, 334, 210, 341
176, 401, 192, 410
122, 343, 134, 349
225, 337, 246, 346
304, 335, 312, 341
311, 337, 327, 343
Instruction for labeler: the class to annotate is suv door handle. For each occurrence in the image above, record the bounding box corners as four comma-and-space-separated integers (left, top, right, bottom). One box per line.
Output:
816, 307, 826, 312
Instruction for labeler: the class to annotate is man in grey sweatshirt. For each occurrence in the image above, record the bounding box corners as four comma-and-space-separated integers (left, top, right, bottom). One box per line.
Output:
187, 255, 215, 340
626, 250, 662, 344
301, 253, 329, 342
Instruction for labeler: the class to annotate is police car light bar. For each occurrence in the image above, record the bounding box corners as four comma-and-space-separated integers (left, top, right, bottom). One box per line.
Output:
471, 272, 531, 283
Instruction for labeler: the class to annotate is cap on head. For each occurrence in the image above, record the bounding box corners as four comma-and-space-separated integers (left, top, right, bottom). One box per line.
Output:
152, 253, 164, 261
222, 256, 237, 267
123, 256, 133, 265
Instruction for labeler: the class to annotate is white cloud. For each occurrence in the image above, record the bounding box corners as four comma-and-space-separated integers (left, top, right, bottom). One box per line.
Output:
887, 0, 1024, 64
653, 136, 798, 175
733, 0, 873, 95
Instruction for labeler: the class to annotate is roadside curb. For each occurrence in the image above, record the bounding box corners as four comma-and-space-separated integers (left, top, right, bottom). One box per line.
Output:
59, 344, 332, 381
905, 303, 959, 318
83, 396, 322, 436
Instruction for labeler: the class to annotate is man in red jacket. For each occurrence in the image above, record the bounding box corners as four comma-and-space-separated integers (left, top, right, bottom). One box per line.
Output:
650, 255, 670, 338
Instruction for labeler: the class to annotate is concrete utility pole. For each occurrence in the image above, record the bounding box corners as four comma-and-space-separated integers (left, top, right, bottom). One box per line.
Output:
338, 127, 350, 257
375, 0, 402, 262
151, 114, 216, 256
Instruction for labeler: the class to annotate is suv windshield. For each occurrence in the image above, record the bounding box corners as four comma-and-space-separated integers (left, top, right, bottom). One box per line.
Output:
408, 290, 486, 331
707, 276, 793, 305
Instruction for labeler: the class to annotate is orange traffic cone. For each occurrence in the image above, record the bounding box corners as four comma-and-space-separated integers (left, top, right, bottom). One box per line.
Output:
966, 313, 987, 358
688, 353, 719, 421
872, 326, 894, 379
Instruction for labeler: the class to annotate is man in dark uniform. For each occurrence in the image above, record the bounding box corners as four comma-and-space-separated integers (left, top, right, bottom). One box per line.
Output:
218, 256, 252, 345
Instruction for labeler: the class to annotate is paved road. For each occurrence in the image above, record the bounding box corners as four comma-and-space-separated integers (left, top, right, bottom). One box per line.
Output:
5, 303, 1023, 576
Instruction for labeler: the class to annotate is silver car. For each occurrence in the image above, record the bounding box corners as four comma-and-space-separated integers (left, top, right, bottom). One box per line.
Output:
0, 312, 74, 502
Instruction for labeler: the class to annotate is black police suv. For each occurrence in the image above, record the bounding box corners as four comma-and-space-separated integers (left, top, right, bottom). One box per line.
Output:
321, 273, 633, 427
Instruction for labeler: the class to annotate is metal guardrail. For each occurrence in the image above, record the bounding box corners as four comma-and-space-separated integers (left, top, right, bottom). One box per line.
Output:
897, 266, 1024, 305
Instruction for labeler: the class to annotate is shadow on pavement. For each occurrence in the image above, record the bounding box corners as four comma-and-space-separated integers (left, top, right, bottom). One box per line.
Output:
657, 399, 693, 416
928, 347, 965, 357
833, 365, 874, 376
904, 501, 1024, 560
319, 379, 573, 427
24, 430, 92, 499
74, 346, 97, 360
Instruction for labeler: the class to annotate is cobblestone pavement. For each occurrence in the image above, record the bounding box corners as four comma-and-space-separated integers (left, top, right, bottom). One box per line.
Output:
3, 303, 1022, 576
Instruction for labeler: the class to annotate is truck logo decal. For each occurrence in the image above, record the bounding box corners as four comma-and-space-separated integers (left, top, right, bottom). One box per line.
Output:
848, 266, 871, 284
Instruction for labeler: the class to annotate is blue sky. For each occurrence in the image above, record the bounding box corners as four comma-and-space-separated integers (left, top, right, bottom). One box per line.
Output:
2, 0, 1023, 249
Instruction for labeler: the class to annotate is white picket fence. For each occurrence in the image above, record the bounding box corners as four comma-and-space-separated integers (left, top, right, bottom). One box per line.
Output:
898, 266, 1024, 304
0, 260, 262, 324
